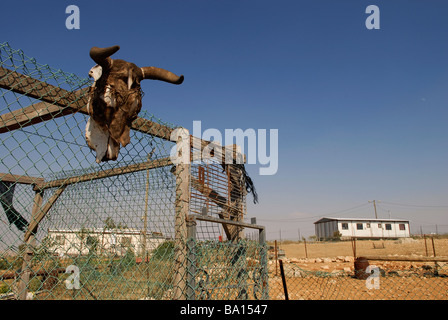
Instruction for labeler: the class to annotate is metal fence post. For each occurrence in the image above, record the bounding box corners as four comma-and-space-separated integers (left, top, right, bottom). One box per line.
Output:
186, 216, 197, 300
259, 226, 269, 299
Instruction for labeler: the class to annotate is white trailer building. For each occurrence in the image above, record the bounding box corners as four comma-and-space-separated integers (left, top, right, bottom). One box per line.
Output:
47, 228, 168, 257
314, 217, 410, 240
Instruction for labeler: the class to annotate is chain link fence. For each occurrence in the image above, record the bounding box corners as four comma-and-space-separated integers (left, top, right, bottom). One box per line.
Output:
267, 238, 448, 300
0, 42, 268, 300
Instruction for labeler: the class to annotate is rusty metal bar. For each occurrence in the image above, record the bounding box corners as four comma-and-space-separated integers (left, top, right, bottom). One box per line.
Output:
279, 259, 289, 300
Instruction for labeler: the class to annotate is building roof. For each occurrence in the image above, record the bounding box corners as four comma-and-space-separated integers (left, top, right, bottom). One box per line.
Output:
314, 217, 410, 224
47, 228, 165, 238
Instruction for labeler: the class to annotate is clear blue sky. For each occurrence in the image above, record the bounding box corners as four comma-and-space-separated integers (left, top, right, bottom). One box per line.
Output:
2, 0, 448, 239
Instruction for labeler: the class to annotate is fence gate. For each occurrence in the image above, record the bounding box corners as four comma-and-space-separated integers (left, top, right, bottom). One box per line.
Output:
186, 214, 268, 300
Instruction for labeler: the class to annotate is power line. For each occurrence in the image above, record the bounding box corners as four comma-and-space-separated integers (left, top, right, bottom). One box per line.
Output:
252, 200, 447, 225
254, 202, 371, 222
381, 201, 448, 208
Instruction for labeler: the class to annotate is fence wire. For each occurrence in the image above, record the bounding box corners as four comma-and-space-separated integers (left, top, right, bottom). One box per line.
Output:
0, 42, 267, 300
268, 239, 448, 300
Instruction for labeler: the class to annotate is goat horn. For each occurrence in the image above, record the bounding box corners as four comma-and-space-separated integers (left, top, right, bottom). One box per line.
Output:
89, 45, 120, 69
140, 66, 184, 85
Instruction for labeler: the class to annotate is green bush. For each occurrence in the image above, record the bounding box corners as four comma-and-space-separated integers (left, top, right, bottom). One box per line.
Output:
0, 283, 9, 294
0, 258, 10, 270
122, 248, 136, 267
332, 231, 342, 241
108, 248, 137, 276
28, 277, 42, 292
151, 241, 174, 260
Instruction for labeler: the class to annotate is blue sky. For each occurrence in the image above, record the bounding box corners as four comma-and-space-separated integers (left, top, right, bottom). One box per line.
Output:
2, 0, 448, 239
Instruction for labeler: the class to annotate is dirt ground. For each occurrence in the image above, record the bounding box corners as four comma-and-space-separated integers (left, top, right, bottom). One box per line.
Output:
267, 238, 448, 300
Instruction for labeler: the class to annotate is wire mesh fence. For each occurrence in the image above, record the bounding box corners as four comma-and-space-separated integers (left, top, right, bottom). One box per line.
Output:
267, 238, 448, 300
0, 42, 268, 300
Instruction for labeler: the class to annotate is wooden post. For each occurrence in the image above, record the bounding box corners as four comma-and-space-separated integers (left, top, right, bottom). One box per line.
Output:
139, 154, 152, 297
351, 237, 357, 258
258, 226, 268, 299
17, 190, 44, 300
172, 128, 190, 300
431, 236, 439, 276
186, 216, 197, 300
274, 240, 278, 276
431, 236, 437, 257
142, 154, 151, 257
424, 234, 429, 256
24, 186, 66, 243
304, 239, 308, 259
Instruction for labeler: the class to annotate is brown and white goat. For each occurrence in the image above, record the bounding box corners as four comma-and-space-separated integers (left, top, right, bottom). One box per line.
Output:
85, 45, 184, 163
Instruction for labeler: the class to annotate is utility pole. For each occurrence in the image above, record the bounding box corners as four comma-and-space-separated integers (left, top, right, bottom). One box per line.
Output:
369, 200, 379, 219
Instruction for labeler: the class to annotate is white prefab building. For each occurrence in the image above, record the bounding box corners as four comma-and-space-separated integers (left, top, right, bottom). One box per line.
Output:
47, 228, 168, 257
314, 217, 410, 240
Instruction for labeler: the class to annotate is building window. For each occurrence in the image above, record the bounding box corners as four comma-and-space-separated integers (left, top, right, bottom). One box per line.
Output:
341, 223, 348, 230
385, 224, 392, 230
356, 223, 363, 230
399, 224, 406, 231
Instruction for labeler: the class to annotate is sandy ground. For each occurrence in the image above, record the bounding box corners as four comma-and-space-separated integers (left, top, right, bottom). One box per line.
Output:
266, 238, 448, 300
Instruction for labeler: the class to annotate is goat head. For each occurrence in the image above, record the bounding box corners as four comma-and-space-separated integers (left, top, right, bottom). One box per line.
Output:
85, 45, 184, 163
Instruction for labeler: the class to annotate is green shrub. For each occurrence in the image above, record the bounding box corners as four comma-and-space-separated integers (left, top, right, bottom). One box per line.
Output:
122, 248, 136, 267
0, 258, 10, 270
108, 249, 137, 276
28, 277, 42, 292
0, 283, 9, 294
151, 241, 174, 260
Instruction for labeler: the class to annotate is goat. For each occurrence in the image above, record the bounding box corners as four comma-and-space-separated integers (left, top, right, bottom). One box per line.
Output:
85, 45, 184, 163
